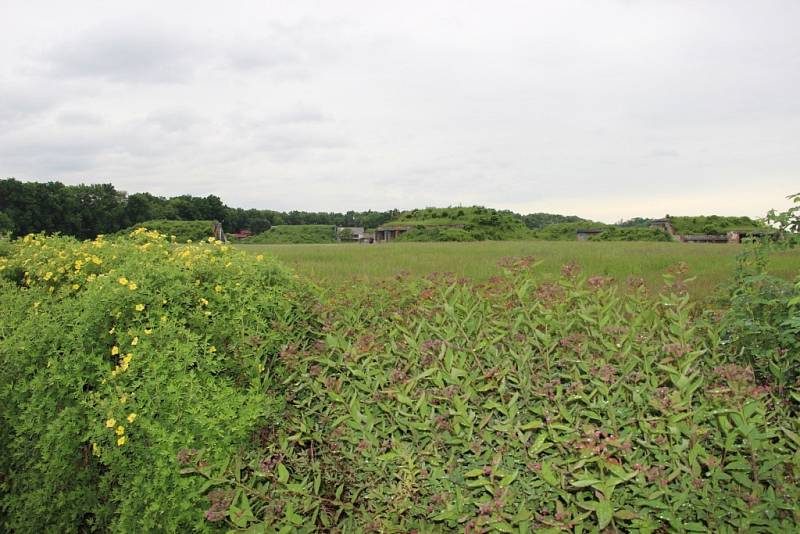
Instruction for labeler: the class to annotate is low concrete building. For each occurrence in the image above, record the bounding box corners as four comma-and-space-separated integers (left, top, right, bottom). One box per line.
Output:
374, 225, 413, 242
336, 226, 374, 243
576, 228, 604, 241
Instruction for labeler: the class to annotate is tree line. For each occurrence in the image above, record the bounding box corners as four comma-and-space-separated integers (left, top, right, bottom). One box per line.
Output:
2, 178, 599, 240
0, 179, 401, 239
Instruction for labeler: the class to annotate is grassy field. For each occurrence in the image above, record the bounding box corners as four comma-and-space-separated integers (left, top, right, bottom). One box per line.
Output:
238, 240, 799, 298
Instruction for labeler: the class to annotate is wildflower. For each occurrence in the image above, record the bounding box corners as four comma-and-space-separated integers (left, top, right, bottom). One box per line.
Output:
199, 298, 209, 306
44, 271, 53, 280
105, 418, 116, 428
214, 285, 223, 293
131, 336, 138, 346
117, 436, 127, 446
111, 346, 120, 356
128, 282, 137, 290
109, 326, 116, 334
255, 255, 264, 261
127, 413, 137, 423
144, 328, 153, 335
118, 277, 128, 285
116, 425, 125, 436
134, 304, 145, 312
209, 346, 217, 353
92, 442, 101, 456
160, 315, 167, 323
120, 394, 127, 404
72, 283, 80, 290
122, 353, 133, 365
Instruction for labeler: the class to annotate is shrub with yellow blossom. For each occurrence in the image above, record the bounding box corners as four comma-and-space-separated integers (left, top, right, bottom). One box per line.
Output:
0, 229, 318, 532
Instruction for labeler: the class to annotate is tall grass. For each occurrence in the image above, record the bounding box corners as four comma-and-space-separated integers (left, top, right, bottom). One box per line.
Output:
238, 240, 800, 298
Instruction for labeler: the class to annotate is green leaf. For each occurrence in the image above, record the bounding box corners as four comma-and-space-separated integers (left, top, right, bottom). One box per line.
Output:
277, 462, 290, 484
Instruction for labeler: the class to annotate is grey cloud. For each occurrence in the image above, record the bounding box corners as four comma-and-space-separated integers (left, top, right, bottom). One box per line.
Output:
56, 111, 105, 126
0, 85, 58, 124
46, 25, 203, 83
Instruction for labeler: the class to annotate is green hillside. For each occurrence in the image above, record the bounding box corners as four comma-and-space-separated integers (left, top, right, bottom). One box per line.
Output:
384, 206, 531, 241
242, 224, 337, 244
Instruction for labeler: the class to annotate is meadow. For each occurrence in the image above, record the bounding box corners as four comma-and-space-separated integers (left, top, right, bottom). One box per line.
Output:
238, 240, 800, 298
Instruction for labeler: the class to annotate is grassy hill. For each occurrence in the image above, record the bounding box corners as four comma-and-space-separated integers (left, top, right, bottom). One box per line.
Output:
668, 215, 766, 234
241, 224, 337, 244
383, 206, 531, 241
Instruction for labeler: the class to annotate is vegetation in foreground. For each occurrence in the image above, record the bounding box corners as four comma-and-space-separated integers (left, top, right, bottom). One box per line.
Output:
0, 198, 795, 532
1, 216, 799, 531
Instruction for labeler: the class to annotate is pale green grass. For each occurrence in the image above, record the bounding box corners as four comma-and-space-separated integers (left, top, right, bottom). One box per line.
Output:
238, 241, 799, 298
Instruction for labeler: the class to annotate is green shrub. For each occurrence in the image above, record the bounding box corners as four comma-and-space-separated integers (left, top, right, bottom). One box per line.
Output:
242, 225, 337, 244
0, 229, 317, 532
590, 227, 672, 242
184, 260, 800, 532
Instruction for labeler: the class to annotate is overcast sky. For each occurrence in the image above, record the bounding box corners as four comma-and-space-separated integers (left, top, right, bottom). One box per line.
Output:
1, 0, 798, 221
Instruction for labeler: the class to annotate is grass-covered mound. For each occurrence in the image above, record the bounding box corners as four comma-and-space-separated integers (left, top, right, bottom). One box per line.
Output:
670, 216, 766, 235
532, 222, 671, 242
387, 206, 531, 241
242, 224, 337, 244
121, 219, 216, 242
0, 230, 317, 532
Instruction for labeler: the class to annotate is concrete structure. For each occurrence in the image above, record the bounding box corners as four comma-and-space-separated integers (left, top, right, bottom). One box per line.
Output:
374, 225, 413, 242
576, 228, 604, 241
336, 226, 374, 243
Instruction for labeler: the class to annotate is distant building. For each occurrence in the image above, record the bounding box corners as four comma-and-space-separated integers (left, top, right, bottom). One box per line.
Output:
575, 228, 604, 241
337, 226, 374, 243
374, 225, 412, 243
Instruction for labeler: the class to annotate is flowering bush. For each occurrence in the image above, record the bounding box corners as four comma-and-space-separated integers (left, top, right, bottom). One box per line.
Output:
0, 230, 317, 532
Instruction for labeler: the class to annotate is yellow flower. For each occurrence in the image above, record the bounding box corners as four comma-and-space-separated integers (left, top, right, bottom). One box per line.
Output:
131, 336, 138, 346
122, 353, 133, 365
115, 425, 125, 436
144, 328, 153, 335
111, 346, 120, 356
117, 436, 127, 446
214, 285, 223, 293
109, 326, 116, 334
43, 271, 53, 280
134, 304, 145, 312
199, 298, 209, 306
92, 442, 101, 456
72, 283, 80, 290
209, 345, 217, 353
119, 394, 127, 404
127, 413, 137, 423
255, 255, 264, 261
118, 277, 128, 285
105, 418, 116, 428
128, 282, 137, 290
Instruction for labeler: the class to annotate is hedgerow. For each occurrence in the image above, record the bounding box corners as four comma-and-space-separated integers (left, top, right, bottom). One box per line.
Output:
0, 230, 317, 532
